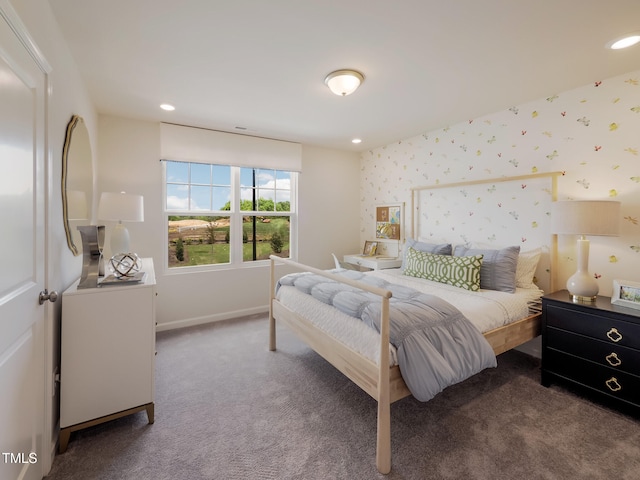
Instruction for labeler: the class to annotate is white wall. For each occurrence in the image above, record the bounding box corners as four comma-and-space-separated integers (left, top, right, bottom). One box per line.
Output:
97, 116, 361, 330
298, 144, 362, 264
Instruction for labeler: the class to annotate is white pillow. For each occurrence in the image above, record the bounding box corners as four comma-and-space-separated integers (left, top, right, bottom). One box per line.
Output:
516, 248, 542, 289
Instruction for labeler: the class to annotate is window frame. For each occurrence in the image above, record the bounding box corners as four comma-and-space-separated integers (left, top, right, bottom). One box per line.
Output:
162, 161, 298, 273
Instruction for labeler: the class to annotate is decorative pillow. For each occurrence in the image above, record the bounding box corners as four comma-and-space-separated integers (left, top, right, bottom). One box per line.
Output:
403, 247, 483, 291
516, 248, 542, 289
401, 238, 452, 271
454, 245, 520, 293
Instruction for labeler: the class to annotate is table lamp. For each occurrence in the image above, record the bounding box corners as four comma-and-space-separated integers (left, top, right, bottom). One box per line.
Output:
551, 200, 621, 303
98, 191, 144, 254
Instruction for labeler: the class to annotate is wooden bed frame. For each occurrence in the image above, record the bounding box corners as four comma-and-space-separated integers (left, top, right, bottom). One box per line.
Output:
269, 173, 561, 474
269, 258, 541, 474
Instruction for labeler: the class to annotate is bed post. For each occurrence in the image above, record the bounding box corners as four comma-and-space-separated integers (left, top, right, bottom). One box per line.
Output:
376, 295, 391, 474
411, 189, 416, 240
550, 174, 559, 293
269, 257, 277, 351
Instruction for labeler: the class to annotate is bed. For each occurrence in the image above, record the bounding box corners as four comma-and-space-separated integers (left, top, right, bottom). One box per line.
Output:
268, 173, 561, 474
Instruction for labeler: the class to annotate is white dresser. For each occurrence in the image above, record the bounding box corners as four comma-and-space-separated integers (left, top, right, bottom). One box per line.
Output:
59, 258, 156, 453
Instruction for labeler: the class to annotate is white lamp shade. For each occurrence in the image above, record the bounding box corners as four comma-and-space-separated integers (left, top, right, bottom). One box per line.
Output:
98, 192, 144, 222
324, 70, 364, 96
551, 200, 620, 236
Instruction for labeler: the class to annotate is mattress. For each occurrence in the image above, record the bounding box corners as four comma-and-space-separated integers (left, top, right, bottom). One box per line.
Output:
275, 268, 543, 367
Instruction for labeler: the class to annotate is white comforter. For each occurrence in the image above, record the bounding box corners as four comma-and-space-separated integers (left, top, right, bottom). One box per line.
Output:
275, 268, 542, 367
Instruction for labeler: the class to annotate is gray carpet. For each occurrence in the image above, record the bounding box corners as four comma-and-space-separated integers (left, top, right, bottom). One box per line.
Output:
46, 314, 640, 479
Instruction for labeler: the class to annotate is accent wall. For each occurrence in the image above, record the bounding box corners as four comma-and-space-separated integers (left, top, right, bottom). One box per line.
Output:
361, 70, 640, 297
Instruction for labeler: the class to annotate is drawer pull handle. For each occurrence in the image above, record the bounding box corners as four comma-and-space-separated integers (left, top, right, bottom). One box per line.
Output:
606, 328, 623, 343
605, 352, 622, 367
605, 377, 622, 392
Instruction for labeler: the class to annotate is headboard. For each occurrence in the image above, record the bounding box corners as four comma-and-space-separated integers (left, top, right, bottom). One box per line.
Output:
410, 172, 562, 293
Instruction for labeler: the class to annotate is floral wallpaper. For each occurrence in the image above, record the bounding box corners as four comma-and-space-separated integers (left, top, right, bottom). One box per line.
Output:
361, 70, 640, 295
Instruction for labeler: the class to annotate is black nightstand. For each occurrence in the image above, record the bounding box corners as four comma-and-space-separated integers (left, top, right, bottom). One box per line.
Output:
541, 290, 640, 415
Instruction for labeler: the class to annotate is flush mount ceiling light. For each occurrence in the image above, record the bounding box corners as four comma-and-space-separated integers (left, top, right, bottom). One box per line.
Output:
324, 69, 365, 96
607, 32, 640, 49
160, 103, 175, 111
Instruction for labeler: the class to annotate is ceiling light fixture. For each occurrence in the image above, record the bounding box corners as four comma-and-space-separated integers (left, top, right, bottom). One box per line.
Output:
160, 103, 175, 111
607, 32, 640, 49
324, 69, 365, 96
352, 138, 362, 144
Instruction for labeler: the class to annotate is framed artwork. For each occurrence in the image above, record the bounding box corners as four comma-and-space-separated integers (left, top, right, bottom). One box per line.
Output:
362, 241, 378, 256
611, 279, 640, 311
376, 204, 402, 240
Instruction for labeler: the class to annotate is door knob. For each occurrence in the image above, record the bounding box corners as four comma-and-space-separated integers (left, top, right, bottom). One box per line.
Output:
39, 289, 59, 305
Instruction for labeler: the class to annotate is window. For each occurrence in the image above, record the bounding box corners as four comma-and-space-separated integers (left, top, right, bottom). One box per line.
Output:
164, 160, 296, 269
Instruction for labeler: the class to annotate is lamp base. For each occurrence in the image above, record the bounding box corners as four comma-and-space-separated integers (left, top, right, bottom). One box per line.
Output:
110, 222, 131, 255
570, 293, 597, 304
566, 237, 599, 305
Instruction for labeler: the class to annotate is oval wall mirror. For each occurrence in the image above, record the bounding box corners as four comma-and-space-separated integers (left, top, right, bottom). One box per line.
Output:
62, 115, 93, 256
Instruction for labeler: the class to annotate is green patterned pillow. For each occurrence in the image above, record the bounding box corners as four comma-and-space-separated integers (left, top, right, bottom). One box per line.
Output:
403, 247, 483, 291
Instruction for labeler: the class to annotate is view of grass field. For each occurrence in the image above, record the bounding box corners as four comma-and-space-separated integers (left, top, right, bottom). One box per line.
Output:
168, 216, 290, 267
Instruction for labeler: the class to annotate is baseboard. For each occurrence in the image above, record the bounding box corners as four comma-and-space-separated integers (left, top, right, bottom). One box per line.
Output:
156, 305, 269, 331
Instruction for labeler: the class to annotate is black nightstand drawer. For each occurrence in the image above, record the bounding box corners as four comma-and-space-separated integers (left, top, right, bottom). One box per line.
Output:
546, 327, 640, 375
546, 304, 640, 348
546, 349, 640, 406
542, 291, 640, 415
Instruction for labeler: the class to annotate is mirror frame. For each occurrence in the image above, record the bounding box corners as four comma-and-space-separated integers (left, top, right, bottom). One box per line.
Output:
62, 114, 92, 256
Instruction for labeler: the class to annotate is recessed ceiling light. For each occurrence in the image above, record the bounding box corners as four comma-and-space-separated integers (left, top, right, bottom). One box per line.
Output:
352, 138, 362, 144
607, 33, 640, 49
160, 103, 175, 111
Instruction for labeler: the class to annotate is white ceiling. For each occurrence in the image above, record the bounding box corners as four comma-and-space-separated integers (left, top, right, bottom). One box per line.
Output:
49, 0, 640, 152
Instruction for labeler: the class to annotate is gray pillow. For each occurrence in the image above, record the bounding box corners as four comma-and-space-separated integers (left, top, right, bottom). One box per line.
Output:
453, 245, 520, 293
401, 238, 452, 271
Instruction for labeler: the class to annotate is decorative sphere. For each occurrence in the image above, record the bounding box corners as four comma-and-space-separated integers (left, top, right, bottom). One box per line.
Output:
108, 253, 142, 278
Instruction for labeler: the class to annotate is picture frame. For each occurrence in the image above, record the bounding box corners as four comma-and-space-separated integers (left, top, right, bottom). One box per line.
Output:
376, 204, 402, 241
611, 279, 640, 311
362, 241, 378, 256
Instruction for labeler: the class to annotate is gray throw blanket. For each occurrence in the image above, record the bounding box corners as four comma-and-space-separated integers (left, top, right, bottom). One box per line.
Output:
277, 270, 497, 402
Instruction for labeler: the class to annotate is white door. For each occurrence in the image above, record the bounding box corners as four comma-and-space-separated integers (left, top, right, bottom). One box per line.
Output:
0, 5, 48, 480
